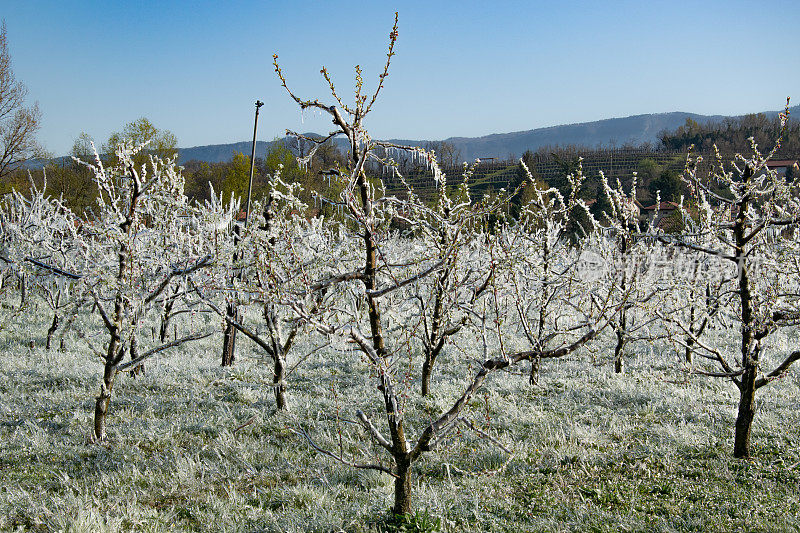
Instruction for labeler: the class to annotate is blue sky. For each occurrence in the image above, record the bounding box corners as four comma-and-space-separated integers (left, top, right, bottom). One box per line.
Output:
4, 0, 799, 156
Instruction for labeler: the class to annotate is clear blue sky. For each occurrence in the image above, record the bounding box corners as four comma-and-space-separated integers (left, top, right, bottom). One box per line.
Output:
4, 0, 799, 156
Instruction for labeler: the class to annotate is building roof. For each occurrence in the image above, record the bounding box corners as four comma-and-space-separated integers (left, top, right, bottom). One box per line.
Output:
641, 201, 680, 211
766, 160, 799, 168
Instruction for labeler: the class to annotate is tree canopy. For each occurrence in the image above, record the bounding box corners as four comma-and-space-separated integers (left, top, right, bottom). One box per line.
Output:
0, 22, 41, 179
659, 113, 800, 155
102, 117, 178, 168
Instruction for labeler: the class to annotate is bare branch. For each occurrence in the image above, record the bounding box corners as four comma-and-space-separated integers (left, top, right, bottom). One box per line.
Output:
144, 254, 212, 305
292, 426, 397, 477
116, 331, 213, 372
356, 410, 392, 450
692, 368, 745, 379
233, 415, 257, 434
458, 417, 513, 455
24, 257, 82, 279
756, 351, 800, 389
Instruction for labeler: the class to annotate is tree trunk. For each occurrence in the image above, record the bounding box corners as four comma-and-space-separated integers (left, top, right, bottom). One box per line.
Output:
94, 361, 117, 441
19, 274, 26, 307
613, 232, 634, 374
529, 356, 540, 385
734, 367, 757, 458
421, 265, 449, 397
159, 297, 174, 342
129, 334, 144, 377
223, 222, 243, 367
733, 190, 756, 459
393, 455, 413, 516
221, 303, 238, 366
613, 312, 626, 374
614, 352, 625, 374
159, 316, 170, 343
534, 238, 549, 385
46, 312, 59, 350
421, 352, 433, 396
274, 354, 287, 410
685, 305, 696, 364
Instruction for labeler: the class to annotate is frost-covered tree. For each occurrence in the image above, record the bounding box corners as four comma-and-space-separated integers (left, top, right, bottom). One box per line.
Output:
0, 171, 81, 341
195, 172, 340, 409
271, 15, 508, 514
407, 163, 495, 396
270, 14, 625, 515
75, 143, 225, 441
657, 105, 800, 457
496, 161, 629, 385
595, 170, 666, 374
653, 197, 724, 367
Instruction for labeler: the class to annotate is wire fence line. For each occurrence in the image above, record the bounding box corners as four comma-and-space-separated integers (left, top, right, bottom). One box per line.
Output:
381, 147, 797, 195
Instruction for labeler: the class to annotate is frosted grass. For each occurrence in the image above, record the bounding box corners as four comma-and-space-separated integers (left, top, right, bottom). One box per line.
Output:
1, 297, 799, 531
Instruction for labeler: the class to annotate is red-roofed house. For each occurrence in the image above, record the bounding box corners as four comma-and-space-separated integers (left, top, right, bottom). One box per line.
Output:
766, 160, 799, 179
641, 201, 681, 229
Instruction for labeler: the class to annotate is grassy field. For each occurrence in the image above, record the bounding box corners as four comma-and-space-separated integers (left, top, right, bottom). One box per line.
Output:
1, 298, 799, 532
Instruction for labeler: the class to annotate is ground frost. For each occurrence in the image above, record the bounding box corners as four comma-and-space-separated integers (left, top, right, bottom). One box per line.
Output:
0, 307, 799, 531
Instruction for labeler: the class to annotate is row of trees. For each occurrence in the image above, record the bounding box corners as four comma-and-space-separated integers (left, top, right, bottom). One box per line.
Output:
1, 118, 358, 219
2, 15, 800, 519
659, 113, 800, 156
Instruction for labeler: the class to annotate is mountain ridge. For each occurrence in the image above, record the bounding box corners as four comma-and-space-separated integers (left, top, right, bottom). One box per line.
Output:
171, 104, 795, 164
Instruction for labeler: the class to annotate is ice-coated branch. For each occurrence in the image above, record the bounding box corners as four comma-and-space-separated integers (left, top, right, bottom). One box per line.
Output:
365, 12, 399, 114
144, 254, 213, 305
366, 255, 450, 298
347, 326, 381, 365
88, 286, 116, 334
412, 363, 495, 459
310, 269, 364, 292
356, 410, 391, 450
24, 257, 82, 279
506, 322, 601, 365
656, 309, 736, 374
755, 351, 800, 389
655, 235, 735, 262
769, 215, 800, 227
458, 417, 513, 455
292, 426, 397, 478
116, 331, 213, 372
285, 129, 342, 147
194, 285, 276, 356
285, 341, 330, 377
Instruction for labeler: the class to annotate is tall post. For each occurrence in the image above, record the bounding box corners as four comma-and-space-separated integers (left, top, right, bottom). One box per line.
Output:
244, 100, 264, 229
221, 100, 264, 367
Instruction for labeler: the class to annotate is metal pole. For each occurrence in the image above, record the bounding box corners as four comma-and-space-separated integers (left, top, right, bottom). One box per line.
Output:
221, 100, 262, 368
244, 100, 264, 228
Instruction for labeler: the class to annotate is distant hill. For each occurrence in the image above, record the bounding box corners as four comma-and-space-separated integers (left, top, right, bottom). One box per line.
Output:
167, 104, 797, 164
435, 112, 725, 162
177, 141, 275, 165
